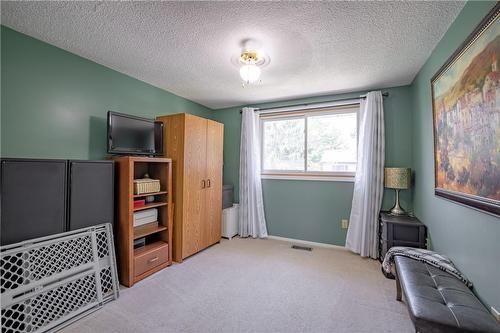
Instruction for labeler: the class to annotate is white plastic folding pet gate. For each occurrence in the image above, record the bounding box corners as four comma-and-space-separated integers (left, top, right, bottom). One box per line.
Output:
1, 224, 119, 333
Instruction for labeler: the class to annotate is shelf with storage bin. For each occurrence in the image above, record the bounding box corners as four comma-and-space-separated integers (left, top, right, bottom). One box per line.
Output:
133, 191, 168, 198
133, 240, 167, 257
111, 156, 173, 287
133, 202, 167, 211
133, 224, 167, 239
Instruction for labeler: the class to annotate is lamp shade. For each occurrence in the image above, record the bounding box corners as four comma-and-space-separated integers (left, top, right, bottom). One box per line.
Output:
384, 167, 411, 189
240, 64, 261, 83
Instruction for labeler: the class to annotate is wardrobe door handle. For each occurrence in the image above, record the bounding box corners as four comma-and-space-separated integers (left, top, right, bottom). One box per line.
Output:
201, 180, 206, 189
207, 179, 211, 188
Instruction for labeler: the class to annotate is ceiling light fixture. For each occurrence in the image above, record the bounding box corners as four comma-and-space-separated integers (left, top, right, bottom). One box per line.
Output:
238, 49, 267, 86
240, 63, 261, 84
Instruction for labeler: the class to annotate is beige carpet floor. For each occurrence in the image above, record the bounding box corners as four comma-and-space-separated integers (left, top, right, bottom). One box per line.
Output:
62, 238, 414, 333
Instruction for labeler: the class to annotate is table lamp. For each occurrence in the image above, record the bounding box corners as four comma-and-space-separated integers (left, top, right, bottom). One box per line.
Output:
384, 167, 411, 216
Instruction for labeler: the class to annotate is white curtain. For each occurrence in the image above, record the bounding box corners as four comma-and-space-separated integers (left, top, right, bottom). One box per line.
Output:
345, 91, 385, 258
239, 107, 268, 238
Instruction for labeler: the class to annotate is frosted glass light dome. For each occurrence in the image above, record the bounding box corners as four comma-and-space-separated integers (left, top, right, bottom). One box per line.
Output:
240, 64, 261, 83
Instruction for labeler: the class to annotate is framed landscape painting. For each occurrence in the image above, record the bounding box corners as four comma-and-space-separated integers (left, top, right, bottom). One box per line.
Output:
431, 4, 500, 216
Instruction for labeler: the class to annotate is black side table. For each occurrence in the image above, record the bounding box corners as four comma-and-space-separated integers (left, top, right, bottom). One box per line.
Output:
379, 212, 427, 277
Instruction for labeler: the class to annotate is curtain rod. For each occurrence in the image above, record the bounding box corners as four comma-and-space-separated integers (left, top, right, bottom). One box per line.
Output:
239, 92, 389, 114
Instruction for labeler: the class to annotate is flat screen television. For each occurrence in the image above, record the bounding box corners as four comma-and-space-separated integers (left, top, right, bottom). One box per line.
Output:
107, 111, 163, 155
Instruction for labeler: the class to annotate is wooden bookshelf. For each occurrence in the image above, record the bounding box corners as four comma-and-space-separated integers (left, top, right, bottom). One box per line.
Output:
112, 156, 173, 287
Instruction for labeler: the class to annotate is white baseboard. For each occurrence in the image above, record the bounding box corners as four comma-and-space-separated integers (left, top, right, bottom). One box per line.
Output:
491, 306, 500, 323
267, 235, 346, 250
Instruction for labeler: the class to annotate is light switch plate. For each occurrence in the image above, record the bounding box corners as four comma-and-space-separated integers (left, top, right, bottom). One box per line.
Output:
341, 219, 349, 229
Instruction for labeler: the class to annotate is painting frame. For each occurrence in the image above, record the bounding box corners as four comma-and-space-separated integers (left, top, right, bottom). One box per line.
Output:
431, 3, 500, 216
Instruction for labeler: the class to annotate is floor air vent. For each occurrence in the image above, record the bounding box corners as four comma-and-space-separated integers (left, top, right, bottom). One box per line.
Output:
291, 244, 312, 251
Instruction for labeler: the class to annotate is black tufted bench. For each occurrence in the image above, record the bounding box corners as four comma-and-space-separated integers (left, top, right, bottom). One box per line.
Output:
394, 256, 500, 333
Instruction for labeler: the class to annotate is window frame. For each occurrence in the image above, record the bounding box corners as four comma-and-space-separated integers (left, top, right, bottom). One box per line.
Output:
259, 104, 359, 181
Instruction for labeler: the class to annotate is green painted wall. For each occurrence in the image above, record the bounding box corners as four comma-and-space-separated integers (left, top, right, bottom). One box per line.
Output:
212, 86, 414, 246
5, 6, 497, 309
1, 26, 212, 160
410, 1, 499, 309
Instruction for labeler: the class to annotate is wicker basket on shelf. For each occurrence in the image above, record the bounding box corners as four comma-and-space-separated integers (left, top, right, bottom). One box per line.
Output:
133, 174, 160, 195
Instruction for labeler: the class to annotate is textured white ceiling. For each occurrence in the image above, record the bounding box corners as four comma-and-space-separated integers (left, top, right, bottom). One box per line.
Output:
1, 1, 465, 109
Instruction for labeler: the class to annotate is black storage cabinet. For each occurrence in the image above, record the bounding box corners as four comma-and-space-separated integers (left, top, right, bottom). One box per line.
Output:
378, 212, 427, 262
1, 158, 114, 246
68, 160, 114, 231
1, 159, 67, 245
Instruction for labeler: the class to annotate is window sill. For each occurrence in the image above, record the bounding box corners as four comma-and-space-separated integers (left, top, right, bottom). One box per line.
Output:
261, 174, 355, 182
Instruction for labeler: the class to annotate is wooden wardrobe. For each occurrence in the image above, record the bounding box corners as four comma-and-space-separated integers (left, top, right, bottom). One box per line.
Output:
156, 113, 224, 262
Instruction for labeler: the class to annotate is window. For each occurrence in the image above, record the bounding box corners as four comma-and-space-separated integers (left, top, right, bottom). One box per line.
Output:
261, 105, 358, 180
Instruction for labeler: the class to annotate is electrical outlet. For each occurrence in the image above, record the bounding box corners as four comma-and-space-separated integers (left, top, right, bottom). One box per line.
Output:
491, 306, 500, 323
341, 219, 349, 229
